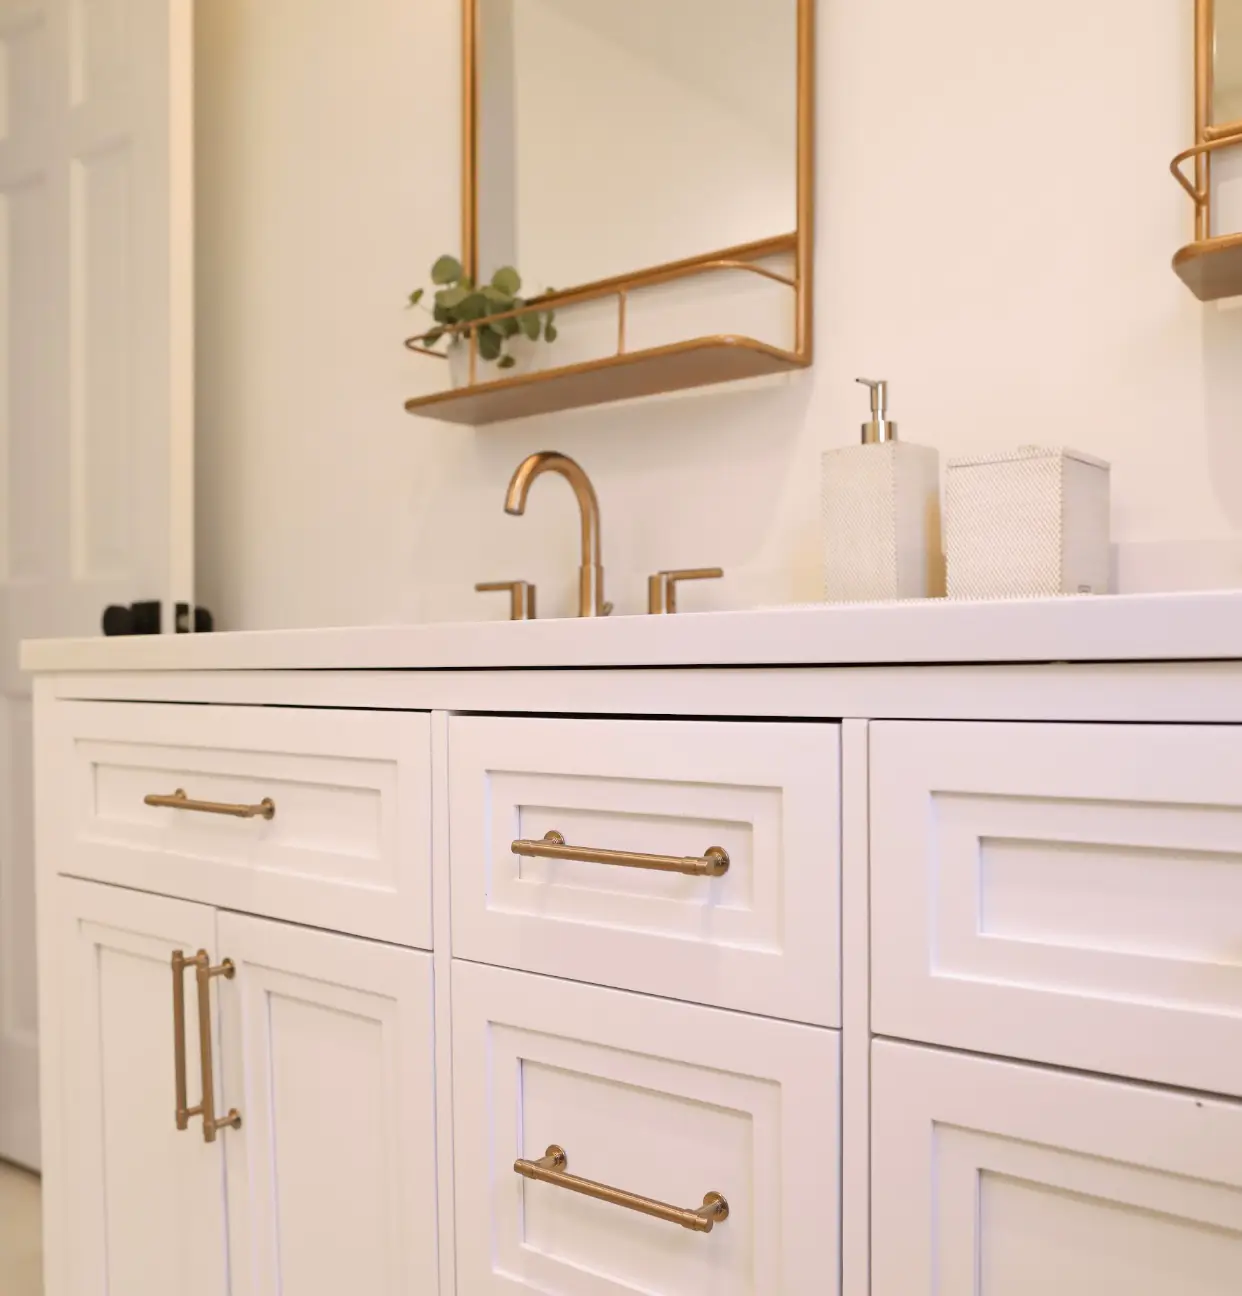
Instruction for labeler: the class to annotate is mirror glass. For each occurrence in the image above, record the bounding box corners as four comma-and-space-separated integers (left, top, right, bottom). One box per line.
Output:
475, 0, 799, 294
1217, 0, 1242, 126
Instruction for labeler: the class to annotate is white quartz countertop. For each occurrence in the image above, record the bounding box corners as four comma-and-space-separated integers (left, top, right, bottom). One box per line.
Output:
19, 591, 1242, 673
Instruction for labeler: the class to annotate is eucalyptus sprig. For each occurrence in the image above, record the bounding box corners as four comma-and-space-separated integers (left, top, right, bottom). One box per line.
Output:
408, 255, 558, 370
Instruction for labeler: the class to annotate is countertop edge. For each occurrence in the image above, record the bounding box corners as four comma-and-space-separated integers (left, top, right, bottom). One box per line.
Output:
19, 591, 1242, 674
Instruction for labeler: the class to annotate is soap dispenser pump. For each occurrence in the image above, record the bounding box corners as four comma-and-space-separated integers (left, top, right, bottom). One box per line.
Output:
821, 377, 943, 602
858, 377, 897, 444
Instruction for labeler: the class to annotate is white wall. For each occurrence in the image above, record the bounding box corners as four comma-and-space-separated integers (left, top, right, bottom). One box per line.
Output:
196, 0, 1242, 631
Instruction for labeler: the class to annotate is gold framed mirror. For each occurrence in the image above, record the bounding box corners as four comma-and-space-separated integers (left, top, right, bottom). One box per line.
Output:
1171, 0, 1242, 299
406, 0, 815, 426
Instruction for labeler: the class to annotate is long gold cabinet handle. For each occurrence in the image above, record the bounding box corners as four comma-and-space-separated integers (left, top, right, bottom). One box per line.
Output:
170, 950, 242, 1142
195, 953, 242, 1142
171, 951, 201, 1132
511, 831, 730, 878
514, 1145, 729, 1234
146, 788, 276, 820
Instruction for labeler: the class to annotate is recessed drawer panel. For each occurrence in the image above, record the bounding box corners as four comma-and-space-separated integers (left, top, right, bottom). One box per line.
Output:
452, 960, 840, 1296
448, 715, 840, 1024
872, 1041, 1242, 1296
871, 721, 1242, 1095
55, 701, 431, 946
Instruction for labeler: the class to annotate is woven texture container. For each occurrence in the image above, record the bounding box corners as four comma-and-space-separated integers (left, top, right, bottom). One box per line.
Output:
945, 446, 1110, 599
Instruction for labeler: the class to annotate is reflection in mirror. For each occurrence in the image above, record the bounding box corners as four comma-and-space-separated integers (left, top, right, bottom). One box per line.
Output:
476, 0, 799, 293
1218, 0, 1242, 125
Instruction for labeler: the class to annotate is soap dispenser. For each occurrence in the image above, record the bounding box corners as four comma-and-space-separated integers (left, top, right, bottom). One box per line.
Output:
821, 378, 943, 602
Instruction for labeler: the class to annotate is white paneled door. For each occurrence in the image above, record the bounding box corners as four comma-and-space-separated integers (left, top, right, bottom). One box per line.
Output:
872, 1041, 1242, 1296
219, 914, 439, 1296
60, 879, 228, 1296
0, 0, 193, 1167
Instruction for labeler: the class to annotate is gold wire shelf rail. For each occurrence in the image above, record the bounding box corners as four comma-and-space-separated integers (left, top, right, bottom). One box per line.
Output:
404, 233, 797, 359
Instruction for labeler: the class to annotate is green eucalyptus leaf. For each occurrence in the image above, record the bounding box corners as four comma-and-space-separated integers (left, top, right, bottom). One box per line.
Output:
491, 266, 521, 295
518, 311, 541, 341
422, 327, 445, 350
407, 288, 425, 307
433, 303, 450, 323
497, 354, 517, 369
480, 284, 513, 305
477, 326, 503, 361
437, 284, 472, 311
500, 315, 521, 338
456, 292, 490, 322
431, 255, 463, 285
544, 321, 559, 343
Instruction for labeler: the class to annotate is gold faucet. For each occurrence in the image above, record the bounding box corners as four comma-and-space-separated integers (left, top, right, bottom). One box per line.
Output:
504, 452, 610, 617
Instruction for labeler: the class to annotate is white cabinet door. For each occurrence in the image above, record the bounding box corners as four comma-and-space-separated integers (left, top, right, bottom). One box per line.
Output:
453, 960, 840, 1296
219, 913, 438, 1296
60, 878, 229, 1296
1, 0, 195, 1168
872, 1040, 1242, 1296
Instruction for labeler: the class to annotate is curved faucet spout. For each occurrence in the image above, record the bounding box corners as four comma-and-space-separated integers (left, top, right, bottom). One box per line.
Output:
504, 452, 607, 617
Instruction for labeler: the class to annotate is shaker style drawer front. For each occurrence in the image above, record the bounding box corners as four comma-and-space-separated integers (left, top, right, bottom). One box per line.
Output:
871, 721, 1242, 1096
55, 701, 432, 946
871, 1041, 1242, 1296
451, 960, 840, 1296
448, 715, 841, 1025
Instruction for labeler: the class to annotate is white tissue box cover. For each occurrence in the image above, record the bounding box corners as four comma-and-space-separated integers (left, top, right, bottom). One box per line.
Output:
945, 445, 1110, 599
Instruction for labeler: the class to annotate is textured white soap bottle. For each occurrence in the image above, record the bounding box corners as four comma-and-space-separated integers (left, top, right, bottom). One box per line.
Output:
821, 378, 943, 602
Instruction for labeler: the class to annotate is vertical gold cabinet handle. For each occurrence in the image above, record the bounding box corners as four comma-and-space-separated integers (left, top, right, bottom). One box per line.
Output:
172, 950, 242, 1143
514, 1145, 730, 1234
171, 951, 201, 1132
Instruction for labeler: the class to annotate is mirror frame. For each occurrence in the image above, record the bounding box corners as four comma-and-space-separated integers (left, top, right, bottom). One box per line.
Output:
458, 0, 816, 362
1208, 0, 1242, 141
1170, 0, 1242, 298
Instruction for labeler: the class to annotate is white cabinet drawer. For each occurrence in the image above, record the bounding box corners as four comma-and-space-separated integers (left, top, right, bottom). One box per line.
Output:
54, 701, 431, 946
451, 960, 839, 1296
871, 721, 1242, 1095
872, 1041, 1242, 1296
449, 715, 841, 1025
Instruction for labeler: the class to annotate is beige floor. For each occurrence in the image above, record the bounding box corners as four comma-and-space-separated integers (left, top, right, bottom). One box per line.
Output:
0, 1160, 42, 1296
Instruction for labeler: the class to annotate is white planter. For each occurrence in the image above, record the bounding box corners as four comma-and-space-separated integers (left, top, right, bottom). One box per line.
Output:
448, 341, 472, 389
447, 335, 539, 388
501, 334, 538, 376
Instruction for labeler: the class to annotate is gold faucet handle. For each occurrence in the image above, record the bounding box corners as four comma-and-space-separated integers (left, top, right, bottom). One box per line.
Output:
647, 568, 723, 615
476, 580, 537, 621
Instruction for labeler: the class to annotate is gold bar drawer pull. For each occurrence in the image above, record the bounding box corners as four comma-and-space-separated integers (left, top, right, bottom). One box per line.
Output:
146, 788, 276, 820
514, 1145, 729, 1234
511, 831, 729, 878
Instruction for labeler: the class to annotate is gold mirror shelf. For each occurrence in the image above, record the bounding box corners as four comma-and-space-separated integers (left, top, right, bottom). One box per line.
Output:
1171, 0, 1242, 300
404, 0, 814, 427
